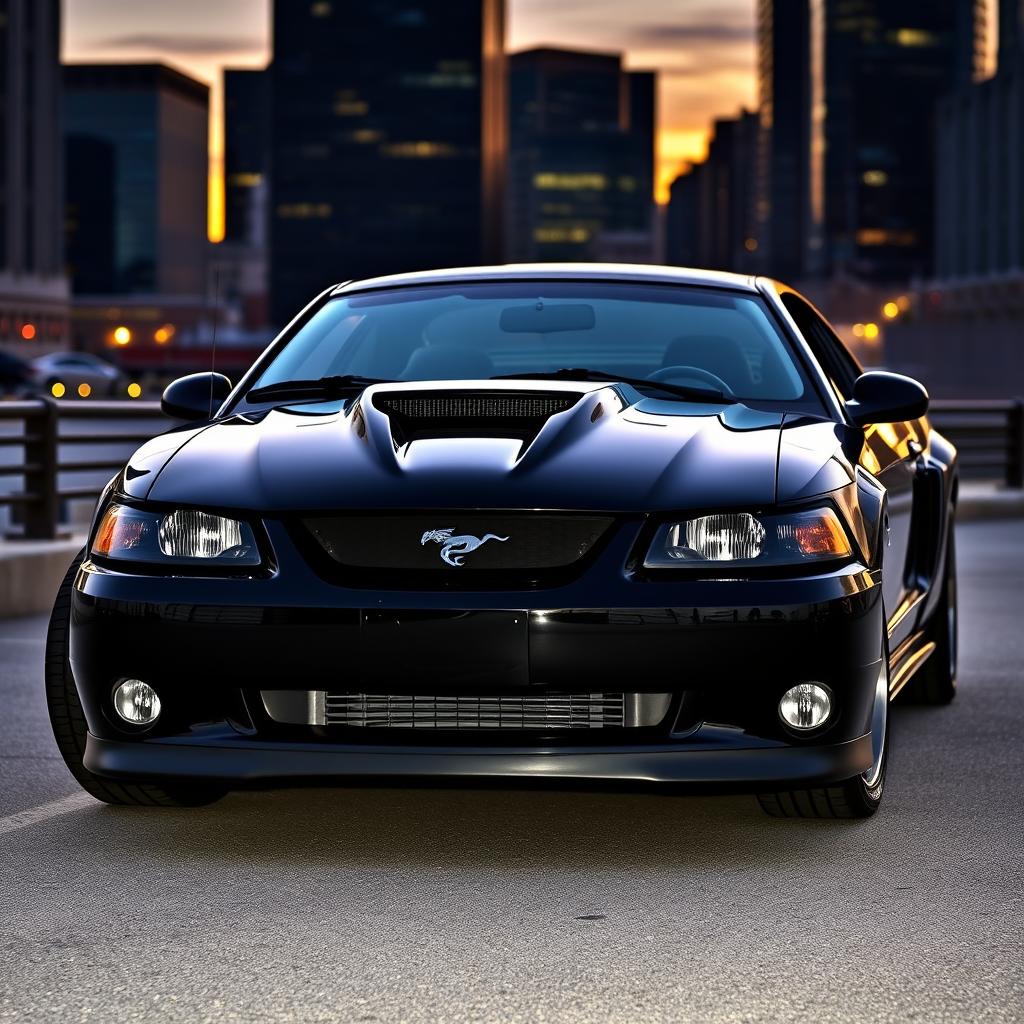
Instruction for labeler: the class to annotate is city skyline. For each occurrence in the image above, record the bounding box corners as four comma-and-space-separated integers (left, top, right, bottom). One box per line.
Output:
62, 0, 763, 239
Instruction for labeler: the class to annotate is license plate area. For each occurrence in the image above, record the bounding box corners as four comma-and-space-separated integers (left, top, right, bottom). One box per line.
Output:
360, 609, 529, 691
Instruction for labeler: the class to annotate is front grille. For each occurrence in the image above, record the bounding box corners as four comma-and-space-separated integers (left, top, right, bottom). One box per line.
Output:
324, 692, 625, 729
303, 514, 614, 572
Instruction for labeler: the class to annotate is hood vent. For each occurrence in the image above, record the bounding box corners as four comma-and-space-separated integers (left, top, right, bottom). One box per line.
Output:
372, 390, 581, 444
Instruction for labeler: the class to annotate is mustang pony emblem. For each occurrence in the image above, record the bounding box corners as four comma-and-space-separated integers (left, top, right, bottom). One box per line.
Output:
420, 528, 509, 567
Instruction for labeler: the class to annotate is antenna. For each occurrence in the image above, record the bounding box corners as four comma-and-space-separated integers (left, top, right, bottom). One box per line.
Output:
208, 266, 220, 418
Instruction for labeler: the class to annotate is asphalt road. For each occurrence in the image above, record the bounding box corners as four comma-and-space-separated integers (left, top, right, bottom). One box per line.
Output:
1, 520, 1022, 1024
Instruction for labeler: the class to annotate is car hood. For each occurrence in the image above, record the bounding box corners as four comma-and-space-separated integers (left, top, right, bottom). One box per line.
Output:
126, 382, 857, 513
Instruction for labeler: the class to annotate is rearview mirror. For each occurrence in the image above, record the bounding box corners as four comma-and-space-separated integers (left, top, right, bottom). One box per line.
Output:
846, 370, 928, 427
499, 303, 596, 333
161, 372, 233, 421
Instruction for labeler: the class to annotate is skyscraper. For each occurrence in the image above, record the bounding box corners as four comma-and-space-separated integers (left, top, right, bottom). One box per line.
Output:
821, 0, 984, 281
664, 111, 759, 274
0, 0, 68, 352
270, 0, 506, 325
506, 48, 656, 263
63, 64, 209, 349
755, 0, 822, 280
933, 0, 1023, 289
999, 0, 1024, 65
224, 69, 270, 247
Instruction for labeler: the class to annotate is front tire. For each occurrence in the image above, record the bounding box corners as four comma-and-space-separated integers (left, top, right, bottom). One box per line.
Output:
757, 657, 889, 819
45, 553, 225, 807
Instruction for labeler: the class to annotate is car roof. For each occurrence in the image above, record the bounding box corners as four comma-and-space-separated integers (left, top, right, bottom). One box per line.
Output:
332, 263, 760, 296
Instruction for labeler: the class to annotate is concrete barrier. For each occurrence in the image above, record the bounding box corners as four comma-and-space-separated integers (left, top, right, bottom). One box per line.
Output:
0, 538, 83, 619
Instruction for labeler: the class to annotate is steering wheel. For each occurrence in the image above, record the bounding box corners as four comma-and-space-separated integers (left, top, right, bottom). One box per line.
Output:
647, 364, 734, 396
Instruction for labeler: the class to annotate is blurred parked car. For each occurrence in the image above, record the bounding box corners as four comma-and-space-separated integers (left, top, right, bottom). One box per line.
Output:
0, 351, 33, 396
30, 352, 126, 397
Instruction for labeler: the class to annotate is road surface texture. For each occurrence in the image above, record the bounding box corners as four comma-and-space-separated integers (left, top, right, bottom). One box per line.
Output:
1, 520, 1022, 1024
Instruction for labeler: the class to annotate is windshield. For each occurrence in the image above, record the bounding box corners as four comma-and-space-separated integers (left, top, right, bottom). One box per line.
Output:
249, 282, 819, 409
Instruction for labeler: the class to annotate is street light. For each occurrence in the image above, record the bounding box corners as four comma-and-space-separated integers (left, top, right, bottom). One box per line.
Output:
112, 326, 132, 346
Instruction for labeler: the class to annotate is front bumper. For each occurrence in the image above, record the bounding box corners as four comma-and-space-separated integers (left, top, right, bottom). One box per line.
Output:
84, 732, 873, 787
69, 518, 885, 788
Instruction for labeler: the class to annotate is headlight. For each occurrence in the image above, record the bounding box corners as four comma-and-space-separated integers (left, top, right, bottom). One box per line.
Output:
91, 503, 261, 566
644, 508, 852, 569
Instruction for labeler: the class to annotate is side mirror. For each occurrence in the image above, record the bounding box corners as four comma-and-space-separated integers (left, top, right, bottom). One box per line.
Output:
846, 370, 928, 427
161, 372, 233, 421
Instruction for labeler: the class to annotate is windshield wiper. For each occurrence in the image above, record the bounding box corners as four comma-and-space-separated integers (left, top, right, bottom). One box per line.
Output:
245, 374, 392, 403
490, 368, 736, 404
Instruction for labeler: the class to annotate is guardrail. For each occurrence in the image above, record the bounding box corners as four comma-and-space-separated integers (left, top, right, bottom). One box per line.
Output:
0, 399, 167, 540
929, 399, 1023, 488
0, 396, 1020, 540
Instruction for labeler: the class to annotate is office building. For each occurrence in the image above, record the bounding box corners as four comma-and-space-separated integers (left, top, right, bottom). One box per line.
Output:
664, 111, 759, 274
221, 68, 270, 330
820, 0, 985, 282
0, 0, 68, 353
63, 64, 209, 353
224, 69, 270, 246
507, 48, 656, 262
270, 0, 506, 325
755, 0, 822, 280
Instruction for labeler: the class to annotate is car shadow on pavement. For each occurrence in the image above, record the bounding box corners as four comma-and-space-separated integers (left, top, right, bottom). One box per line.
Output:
72, 753, 893, 875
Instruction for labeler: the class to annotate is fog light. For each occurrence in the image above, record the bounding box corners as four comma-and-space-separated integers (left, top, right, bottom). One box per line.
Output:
779, 683, 831, 731
113, 679, 161, 725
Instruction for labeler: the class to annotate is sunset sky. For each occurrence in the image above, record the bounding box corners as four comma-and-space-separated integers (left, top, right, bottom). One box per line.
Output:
60, 0, 764, 239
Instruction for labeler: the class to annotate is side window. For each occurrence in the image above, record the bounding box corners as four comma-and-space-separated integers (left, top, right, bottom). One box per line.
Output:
780, 293, 862, 401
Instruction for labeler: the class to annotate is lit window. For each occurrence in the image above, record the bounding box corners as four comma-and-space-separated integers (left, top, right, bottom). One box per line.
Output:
277, 202, 333, 219
382, 141, 457, 158
894, 28, 938, 47
311, 1, 331, 16
533, 173, 608, 191
401, 71, 477, 88
333, 100, 368, 116
534, 226, 591, 244
350, 129, 382, 144
228, 172, 263, 187
862, 170, 888, 186
856, 228, 917, 247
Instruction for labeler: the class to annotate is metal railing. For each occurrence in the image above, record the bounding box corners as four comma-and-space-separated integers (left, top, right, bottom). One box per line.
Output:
929, 399, 1024, 488
0, 397, 1020, 541
0, 399, 167, 539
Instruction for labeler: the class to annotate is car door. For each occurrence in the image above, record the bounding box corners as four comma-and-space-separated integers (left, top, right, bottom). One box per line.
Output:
779, 293, 922, 649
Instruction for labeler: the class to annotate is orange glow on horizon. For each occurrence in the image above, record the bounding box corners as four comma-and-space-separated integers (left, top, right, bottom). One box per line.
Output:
655, 128, 711, 204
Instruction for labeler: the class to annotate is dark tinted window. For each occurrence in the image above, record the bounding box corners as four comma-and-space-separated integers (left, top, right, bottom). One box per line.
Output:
781, 292, 862, 399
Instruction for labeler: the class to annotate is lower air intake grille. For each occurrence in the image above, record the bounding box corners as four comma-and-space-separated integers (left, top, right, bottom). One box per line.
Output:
324, 692, 625, 729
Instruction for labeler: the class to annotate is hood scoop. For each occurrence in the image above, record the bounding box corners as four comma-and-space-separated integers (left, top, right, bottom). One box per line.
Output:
372, 389, 582, 445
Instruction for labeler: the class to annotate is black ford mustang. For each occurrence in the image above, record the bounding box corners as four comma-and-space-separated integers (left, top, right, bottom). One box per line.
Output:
47, 265, 958, 817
